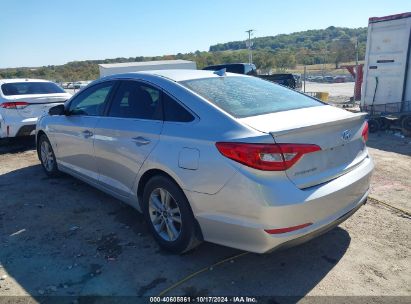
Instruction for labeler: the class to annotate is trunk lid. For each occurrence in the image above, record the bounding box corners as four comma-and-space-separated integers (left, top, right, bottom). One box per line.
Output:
239, 105, 368, 188
6, 93, 70, 118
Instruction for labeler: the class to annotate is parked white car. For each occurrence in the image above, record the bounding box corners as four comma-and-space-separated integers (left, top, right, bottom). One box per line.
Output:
77, 81, 92, 89
0, 79, 71, 138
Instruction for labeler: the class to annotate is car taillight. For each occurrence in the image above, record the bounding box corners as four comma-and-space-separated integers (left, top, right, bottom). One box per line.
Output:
215, 142, 321, 171
0, 102, 29, 109
362, 121, 369, 143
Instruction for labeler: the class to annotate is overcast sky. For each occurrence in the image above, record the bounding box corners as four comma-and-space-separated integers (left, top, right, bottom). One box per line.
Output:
1, 0, 410, 68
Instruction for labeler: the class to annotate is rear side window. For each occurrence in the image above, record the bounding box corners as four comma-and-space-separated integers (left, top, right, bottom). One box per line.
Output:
1, 82, 65, 95
108, 81, 162, 120
181, 76, 323, 118
163, 93, 194, 122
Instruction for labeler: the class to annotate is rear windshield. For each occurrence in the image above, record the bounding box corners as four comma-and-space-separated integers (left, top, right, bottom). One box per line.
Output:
180, 76, 322, 118
1, 82, 65, 96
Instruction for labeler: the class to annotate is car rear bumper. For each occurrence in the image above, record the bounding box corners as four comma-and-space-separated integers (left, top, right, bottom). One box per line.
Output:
186, 155, 374, 253
0, 116, 37, 138
15, 124, 36, 136
0, 100, 65, 138
266, 193, 367, 252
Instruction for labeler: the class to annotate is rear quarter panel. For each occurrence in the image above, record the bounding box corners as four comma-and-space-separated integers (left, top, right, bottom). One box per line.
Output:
139, 121, 237, 195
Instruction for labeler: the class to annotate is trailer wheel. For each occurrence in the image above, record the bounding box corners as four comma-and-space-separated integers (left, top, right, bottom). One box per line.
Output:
368, 119, 380, 133
401, 116, 411, 132
378, 118, 390, 131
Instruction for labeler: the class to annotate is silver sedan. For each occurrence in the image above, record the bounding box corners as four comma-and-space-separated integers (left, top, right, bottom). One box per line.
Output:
36, 70, 373, 253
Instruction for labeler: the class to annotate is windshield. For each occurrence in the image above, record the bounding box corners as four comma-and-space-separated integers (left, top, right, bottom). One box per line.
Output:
180, 76, 323, 118
1, 82, 65, 96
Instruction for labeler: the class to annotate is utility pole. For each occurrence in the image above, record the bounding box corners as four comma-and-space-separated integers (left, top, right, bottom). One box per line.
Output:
245, 29, 254, 64
354, 37, 359, 100
303, 65, 307, 93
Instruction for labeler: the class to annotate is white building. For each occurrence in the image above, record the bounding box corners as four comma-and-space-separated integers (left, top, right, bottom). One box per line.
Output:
98, 59, 197, 78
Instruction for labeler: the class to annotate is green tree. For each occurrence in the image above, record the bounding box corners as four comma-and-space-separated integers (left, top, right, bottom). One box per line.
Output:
253, 51, 275, 74
329, 39, 355, 68
274, 51, 296, 72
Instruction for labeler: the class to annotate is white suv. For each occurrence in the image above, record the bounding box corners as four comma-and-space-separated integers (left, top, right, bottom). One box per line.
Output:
0, 79, 71, 138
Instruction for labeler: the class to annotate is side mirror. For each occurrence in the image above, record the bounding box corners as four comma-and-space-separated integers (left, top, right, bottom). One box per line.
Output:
49, 104, 66, 116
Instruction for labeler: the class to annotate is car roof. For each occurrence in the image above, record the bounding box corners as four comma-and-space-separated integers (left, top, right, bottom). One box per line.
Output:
102, 69, 245, 82
209, 62, 254, 67
0, 78, 52, 85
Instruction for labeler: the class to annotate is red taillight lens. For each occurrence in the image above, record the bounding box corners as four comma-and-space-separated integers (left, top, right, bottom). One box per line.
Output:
0, 102, 29, 109
362, 121, 369, 143
215, 142, 321, 171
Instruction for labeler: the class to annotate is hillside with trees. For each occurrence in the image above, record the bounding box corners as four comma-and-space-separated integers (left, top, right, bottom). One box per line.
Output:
210, 26, 367, 67
0, 26, 367, 82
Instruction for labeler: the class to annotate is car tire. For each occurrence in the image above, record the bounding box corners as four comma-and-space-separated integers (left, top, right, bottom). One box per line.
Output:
401, 115, 411, 132
368, 119, 380, 133
38, 134, 60, 177
142, 175, 202, 254
378, 118, 390, 131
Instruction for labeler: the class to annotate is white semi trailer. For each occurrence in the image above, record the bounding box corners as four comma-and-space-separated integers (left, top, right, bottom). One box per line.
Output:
361, 12, 411, 133
98, 59, 196, 78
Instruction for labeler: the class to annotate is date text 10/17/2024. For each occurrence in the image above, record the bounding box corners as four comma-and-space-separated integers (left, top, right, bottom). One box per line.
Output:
150, 297, 258, 303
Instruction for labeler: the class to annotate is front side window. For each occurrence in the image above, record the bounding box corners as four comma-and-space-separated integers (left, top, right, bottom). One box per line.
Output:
1, 82, 65, 96
108, 81, 162, 120
181, 76, 323, 118
68, 82, 114, 116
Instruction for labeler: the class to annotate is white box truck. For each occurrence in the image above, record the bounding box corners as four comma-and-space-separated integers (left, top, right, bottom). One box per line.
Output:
98, 59, 196, 78
361, 12, 411, 133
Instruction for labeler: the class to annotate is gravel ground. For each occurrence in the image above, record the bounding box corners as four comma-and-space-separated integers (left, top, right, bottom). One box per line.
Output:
367, 132, 411, 214
0, 134, 410, 301
304, 82, 355, 104
304, 82, 355, 97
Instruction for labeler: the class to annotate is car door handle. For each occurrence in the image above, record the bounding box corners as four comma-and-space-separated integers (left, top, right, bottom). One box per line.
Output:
82, 130, 93, 138
132, 136, 151, 146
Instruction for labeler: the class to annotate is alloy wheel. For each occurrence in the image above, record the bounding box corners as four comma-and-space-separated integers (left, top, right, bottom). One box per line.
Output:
40, 140, 54, 172
148, 187, 182, 242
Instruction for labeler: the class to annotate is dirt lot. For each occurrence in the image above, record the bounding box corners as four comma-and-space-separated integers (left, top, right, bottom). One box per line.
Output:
0, 133, 410, 301
304, 82, 355, 98
304, 81, 355, 104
